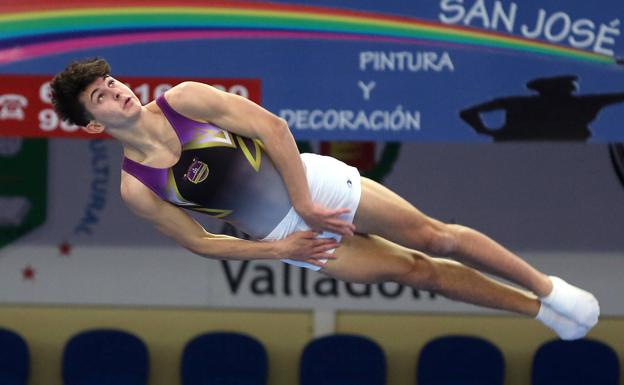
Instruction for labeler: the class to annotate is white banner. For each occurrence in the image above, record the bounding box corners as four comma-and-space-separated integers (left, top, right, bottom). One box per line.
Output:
1, 140, 622, 314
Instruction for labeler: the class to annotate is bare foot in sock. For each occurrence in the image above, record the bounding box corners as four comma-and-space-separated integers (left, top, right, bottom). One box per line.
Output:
541, 276, 599, 329
536, 303, 589, 340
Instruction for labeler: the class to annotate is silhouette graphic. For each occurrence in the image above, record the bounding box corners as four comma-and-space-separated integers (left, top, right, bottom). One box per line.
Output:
460, 75, 624, 141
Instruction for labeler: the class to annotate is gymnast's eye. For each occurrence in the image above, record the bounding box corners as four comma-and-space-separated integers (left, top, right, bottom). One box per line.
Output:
108, 79, 115, 87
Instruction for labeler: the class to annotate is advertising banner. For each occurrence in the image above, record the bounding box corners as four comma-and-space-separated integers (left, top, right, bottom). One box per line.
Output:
0, 74, 260, 138
1, 1, 623, 314
0, 0, 622, 141
0, 140, 622, 315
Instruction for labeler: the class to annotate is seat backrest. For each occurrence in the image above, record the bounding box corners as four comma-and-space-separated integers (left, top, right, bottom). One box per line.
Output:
0, 328, 29, 385
63, 329, 148, 385
417, 335, 504, 385
181, 331, 268, 385
300, 334, 386, 385
532, 339, 620, 385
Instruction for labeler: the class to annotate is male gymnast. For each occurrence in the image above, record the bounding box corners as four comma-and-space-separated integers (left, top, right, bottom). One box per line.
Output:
51, 58, 599, 339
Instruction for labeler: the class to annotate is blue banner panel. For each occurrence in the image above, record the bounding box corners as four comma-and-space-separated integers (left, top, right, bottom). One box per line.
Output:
0, 0, 622, 141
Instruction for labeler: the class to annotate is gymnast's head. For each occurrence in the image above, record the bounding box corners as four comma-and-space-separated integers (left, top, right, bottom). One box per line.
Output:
51, 57, 140, 134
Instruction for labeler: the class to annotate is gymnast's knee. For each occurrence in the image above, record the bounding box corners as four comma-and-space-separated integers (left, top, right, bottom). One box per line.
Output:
421, 224, 460, 257
393, 255, 441, 291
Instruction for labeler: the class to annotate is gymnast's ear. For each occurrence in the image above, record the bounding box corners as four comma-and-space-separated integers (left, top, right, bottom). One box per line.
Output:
84, 121, 105, 134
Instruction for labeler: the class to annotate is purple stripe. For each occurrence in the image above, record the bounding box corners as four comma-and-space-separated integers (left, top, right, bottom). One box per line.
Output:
0, 30, 476, 64
155, 94, 214, 145
122, 157, 169, 201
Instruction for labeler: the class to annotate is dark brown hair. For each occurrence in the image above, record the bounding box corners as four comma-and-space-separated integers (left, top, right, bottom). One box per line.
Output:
50, 58, 111, 126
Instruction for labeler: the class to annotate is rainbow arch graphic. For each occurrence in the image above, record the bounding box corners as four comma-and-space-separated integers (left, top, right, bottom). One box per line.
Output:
0, 0, 616, 65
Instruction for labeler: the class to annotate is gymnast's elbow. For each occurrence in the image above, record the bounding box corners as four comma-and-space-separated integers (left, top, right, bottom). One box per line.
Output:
180, 236, 210, 258
182, 235, 225, 260
264, 116, 291, 143
267, 115, 288, 134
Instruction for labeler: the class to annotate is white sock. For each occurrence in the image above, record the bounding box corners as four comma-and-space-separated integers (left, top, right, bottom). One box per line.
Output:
536, 302, 588, 340
541, 276, 600, 328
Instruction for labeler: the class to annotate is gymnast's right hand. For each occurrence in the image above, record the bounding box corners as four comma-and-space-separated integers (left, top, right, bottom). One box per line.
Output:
296, 202, 356, 237
275, 231, 339, 265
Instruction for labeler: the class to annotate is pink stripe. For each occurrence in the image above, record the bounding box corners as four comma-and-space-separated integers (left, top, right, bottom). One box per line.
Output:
0, 30, 466, 64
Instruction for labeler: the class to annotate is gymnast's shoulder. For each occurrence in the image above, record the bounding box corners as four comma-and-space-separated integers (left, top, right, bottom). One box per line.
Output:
119, 171, 163, 218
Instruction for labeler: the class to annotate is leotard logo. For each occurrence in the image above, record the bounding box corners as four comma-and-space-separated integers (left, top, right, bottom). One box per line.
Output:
184, 158, 209, 184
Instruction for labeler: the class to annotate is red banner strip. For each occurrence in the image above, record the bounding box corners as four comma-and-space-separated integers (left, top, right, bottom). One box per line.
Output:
0, 74, 260, 139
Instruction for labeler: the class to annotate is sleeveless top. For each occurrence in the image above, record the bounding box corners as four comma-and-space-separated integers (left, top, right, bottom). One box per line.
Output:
122, 94, 292, 238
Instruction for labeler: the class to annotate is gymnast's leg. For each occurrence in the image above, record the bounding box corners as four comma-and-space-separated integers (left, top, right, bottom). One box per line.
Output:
323, 234, 587, 340
349, 177, 599, 329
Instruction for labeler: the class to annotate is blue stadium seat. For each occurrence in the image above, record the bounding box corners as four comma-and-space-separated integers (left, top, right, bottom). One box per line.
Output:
0, 328, 29, 385
181, 332, 268, 385
417, 335, 504, 385
300, 334, 386, 385
63, 329, 148, 385
532, 339, 620, 385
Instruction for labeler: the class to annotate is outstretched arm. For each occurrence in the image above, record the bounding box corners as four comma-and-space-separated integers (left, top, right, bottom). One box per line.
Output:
459, 99, 505, 134
587, 93, 624, 108
121, 173, 338, 267
165, 82, 355, 236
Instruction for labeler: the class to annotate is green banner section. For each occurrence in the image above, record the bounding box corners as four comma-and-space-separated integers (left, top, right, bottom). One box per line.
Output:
0, 138, 47, 249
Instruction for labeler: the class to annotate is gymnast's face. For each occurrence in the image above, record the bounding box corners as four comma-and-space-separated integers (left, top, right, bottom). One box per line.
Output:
79, 75, 141, 131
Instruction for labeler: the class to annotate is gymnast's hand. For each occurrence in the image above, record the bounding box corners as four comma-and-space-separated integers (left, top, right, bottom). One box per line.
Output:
296, 202, 356, 237
276, 231, 340, 266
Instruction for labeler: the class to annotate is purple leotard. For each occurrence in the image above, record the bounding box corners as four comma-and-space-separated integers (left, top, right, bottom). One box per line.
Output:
122, 95, 291, 238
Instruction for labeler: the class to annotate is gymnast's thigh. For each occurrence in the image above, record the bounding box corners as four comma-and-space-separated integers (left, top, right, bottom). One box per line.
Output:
320, 233, 417, 284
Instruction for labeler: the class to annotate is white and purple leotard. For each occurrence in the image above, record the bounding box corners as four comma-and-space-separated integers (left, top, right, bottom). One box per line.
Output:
122, 95, 292, 238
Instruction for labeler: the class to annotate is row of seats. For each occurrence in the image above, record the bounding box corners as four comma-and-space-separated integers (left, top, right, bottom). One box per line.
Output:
1, 327, 620, 385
